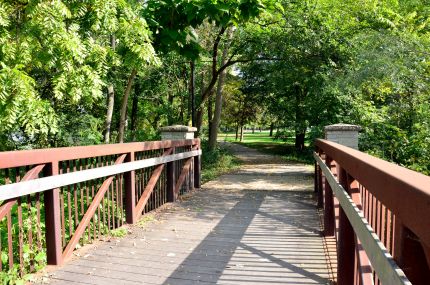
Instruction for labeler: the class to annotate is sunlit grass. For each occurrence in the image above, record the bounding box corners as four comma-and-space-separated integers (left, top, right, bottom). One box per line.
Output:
219, 130, 313, 164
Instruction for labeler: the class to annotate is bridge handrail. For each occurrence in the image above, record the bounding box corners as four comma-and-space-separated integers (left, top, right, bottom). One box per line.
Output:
315, 139, 430, 284
0, 138, 201, 276
0, 139, 198, 168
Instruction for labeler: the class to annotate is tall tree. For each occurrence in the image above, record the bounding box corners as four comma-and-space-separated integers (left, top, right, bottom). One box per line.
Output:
208, 28, 233, 150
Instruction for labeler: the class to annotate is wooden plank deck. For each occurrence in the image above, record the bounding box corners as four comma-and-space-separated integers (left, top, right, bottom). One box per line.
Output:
38, 143, 332, 285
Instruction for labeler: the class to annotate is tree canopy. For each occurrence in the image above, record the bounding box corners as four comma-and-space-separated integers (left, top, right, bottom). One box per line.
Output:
1, 0, 429, 173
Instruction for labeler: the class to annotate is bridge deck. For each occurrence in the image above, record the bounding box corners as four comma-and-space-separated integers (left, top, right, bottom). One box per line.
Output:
39, 143, 332, 285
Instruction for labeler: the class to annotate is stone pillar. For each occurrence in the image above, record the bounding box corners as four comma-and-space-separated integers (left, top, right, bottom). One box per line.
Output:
324, 124, 361, 150
160, 125, 197, 140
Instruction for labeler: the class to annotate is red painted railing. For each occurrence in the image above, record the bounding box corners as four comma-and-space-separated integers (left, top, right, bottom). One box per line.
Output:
0, 139, 201, 277
315, 139, 430, 285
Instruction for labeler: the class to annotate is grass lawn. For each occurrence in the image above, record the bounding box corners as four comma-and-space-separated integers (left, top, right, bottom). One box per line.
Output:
219, 130, 314, 164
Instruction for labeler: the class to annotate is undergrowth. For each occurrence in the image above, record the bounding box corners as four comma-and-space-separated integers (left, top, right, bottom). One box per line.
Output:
201, 140, 241, 183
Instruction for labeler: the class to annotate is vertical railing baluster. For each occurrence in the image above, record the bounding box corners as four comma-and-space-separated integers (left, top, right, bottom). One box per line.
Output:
124, 151, 136, 224
27, 192, 34, 272
194, 141, 201, 189
167, 147, 176, 202
316, 150, 323, 208
7, 212, 13, 269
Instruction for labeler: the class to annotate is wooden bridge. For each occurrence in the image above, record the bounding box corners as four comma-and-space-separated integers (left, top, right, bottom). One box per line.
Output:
0, 137, 429, 284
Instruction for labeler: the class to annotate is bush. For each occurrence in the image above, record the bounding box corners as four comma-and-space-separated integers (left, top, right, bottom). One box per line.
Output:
201, 140, 240, 183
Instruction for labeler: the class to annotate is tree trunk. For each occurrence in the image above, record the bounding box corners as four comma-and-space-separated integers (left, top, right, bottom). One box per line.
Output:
208, 41, 229, 151
189, 61, 195, 126
294, 86, 306, 151
195, 70, 205, 137
130, 84, 139, 141
104, 84, 115, 143
207, 95, 213, 140
295, 131, 305, 151
252, 126, 255, 134
269, 123, 274, 137
179, 92, 184, 124
167, 91, 174, 125
240, 126, 244, 142
235, 124, 239, 141
196, 108, 204, 136
197, 26, 233, 114
104, 35, 116, 144
118, 68, 137, 143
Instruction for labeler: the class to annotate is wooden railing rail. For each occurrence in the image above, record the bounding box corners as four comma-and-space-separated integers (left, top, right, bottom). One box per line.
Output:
0, 139, 201, 277
314, 139, 430, 285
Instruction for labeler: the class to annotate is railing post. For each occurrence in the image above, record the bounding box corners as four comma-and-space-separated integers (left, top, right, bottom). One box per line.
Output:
189, 145, 195, 191
315, 149, 323, 208
160, 125, 198, 196
124, 151, 136, 224
44, 161, 63, 265
323, 156, 335, 237
337, 167, 355, 285
314, 160, 318, 193
167, 147, 176, 202
324, 124, 361, 150
322, 123, 361, 236
393, 219, 430, 284
194, 140, 201, 189
317, 163, 323, 208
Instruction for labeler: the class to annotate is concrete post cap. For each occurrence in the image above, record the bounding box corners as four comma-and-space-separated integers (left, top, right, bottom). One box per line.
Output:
324, 124, 362, 132
159, 125, 197, 133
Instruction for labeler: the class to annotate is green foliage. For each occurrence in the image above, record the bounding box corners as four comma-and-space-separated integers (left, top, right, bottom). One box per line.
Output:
137, 214, 155, 228
201, 140, 241, 182
233, 0, 430, 173
0, 0, 157, 149
325, 27, 430, 173
110, 228, 127, 238
0, 201, 47, 285
143, 0, 269, 59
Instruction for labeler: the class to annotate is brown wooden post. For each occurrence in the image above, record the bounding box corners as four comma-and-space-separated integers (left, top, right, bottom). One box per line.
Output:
194, 157, 201, 189
315, 149, 324, 208
324, 156, 335, 237
317, 162, 324, 208
124, 151, 136, 224
337, 167, 355, 285
393, 219, 430, 284
194, 145, 201, 189
314, 160, 318, 193
44, 161, 63, 265
167, 147, 176, 202
189, 146, 195, 191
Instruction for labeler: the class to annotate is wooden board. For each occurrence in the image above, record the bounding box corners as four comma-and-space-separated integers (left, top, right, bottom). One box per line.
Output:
39, 186, 330, 284
0, 150, 201, 200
